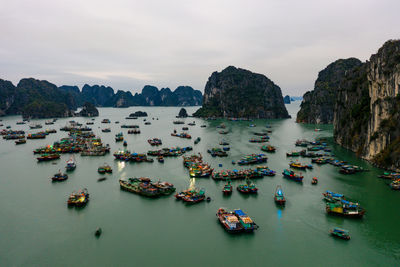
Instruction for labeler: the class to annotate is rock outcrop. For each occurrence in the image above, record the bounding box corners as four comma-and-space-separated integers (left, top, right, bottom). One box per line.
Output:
297, 58, 362, 124
334, 40, 400, 171
77, 102, 99, 117
129, 111, 148, 117
283, 95, 291, 104
193, 66, 290, 119
178, 108, 188, 118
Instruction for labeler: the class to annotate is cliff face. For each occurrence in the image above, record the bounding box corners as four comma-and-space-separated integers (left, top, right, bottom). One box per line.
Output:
77, 102, 99, 117
297, 58, 362, 124
334, 40, 400, 171
193, 66, 290, 118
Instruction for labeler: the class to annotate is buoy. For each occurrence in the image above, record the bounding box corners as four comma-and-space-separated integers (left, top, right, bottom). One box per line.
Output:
206, 197, 211, 202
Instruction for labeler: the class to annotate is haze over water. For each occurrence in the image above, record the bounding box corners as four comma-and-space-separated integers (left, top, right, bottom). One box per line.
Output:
0, 103, 399, 266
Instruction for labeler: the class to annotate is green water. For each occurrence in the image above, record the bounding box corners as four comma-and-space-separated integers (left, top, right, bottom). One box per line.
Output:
0, 103, 399, 267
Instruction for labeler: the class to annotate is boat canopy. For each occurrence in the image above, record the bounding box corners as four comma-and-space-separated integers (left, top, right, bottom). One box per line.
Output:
234, 209, 246, 216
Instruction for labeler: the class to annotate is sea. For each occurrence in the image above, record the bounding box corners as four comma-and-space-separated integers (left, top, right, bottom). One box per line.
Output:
0, 103, 399, 266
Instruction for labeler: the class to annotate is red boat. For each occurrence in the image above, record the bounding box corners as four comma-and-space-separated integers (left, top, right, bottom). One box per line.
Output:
37, 154, 60, 162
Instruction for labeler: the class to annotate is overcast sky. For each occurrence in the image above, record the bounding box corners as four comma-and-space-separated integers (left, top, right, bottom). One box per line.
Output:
1, 0, 399, 95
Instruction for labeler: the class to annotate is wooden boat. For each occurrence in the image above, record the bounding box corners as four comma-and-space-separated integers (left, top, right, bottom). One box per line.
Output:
282, 169, 303, 182
157, 155, 164, 163
261, 145, 276, 152
234, 209, 258, 232
101, 119, 110, 123
222, 181, 233, 195
95, 227, 102, 237
15, 139, 26, 145
290, 161, 312, 170
102, 128, 111, 133
274, 185, 286, 205
311, 177, 318, 185
148, 138, 162, 146
286, 151, 300, 157
98, 163, 112, 174
390, 179, 400, 190
115, 132, 124, 142
175, 187, 206, 203
127, 129, 141, 134
237, 154, 267, 165
323, 191, 345, 202
65, 156, 76, 171
97, 177, 107, 182
67, 188, 89, 207
37, 153, 60, 162
326, 200, 365, 218
51, 170, 68, 182
237, 179, 258, 194
216, 208, 244, 233
379, 172, 400, 180
120, 177, 176, 197
123, 141, 127, 147
330, 228, 350, 240
194, 137, 201, 144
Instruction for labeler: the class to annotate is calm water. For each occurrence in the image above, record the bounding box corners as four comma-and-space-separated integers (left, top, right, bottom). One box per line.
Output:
0, 103, 399, 267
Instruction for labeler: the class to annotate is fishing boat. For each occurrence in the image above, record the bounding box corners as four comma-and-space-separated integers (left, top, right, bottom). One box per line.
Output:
175, 187, 206, 203
98, 177, 107, 182
127, 129, 141, 134
282, 169, 303, 182
148, 138, 162, 146
216, 208, 244, 233
330, 228, 350, 240
286, 151, 300, 157
194, 137, 201, 144
157, 155, 164, 163
120, 177, 176, 197
15, 139, 26, 145
123, 141, 127, 147
115, 132, 124, 142
326, 200, 365, 218
171, 132, 192, 139
249, 137, 268, 143
311, 177, 318, 185
295, 139, 309, 147
378, 172, 400, 180
237, 154, 267, 165
218, 130, 229, 135
29, 123, 42, 129
237, 179, 258, 194
67, 188, 89, 207
37, 154, 60, 162
101, 119, 110, 123
102, 128, 111, 133
233, 209, 258, 232
98, 163, 112, 174
274, 185, 286, 205
207, 147, 228, 157
219, 140, 229, 146
65, 156, 76, 171
51, 170, 68, 182
261, 145, 276, 152
390, 179, 400, 190
322, 191, 345, 202
289, 161, 312, 170
222, 181, 233, 195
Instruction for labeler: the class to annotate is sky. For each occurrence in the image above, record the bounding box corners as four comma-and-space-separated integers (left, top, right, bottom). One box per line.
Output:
1, 0, 399, 95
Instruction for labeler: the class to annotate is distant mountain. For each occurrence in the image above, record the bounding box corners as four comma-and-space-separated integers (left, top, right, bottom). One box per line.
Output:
0, 77, 203, 118
1, 78, 76, 118
193, 66, 290, 119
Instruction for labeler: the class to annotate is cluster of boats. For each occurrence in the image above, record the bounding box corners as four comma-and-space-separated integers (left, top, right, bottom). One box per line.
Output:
98, 163, 112, 174
119, 177, 176, 197
113, 150, 154, 162
115, 132, 124, 142
183, 154, 213, 178
212, 166, 275, 180
147, 146, 193, 157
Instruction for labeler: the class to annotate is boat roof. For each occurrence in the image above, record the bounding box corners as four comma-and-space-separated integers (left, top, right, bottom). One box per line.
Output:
234, 209, 246, 216
333, 228, 349, 233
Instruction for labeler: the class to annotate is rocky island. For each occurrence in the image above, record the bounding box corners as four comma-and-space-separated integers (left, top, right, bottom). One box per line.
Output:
77, 102, 99, 117
193, 66, 290, 119
283, 95, 291, 104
